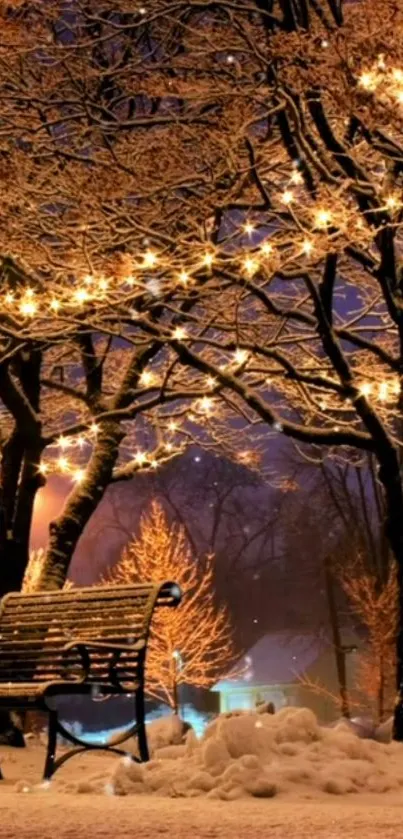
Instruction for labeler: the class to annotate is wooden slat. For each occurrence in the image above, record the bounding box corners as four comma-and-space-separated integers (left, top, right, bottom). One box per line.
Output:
0, 580, 181, 692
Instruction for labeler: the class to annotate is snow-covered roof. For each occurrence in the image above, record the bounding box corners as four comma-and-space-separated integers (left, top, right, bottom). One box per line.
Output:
213, 629, 356, 691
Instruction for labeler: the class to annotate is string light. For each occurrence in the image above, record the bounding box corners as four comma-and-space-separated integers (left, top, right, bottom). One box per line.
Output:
378, 381, 389, 401
290, 170, 303, 185
359, 382, 372, 397
20, 299, 37, 317
234, 348, 248, 365
243, 222, 255, 235
142, 250, 158, 269
359, 72, 377, 90
134, 450, 147, 465
302, 239, 314, 255
202, 252, 214, 268
242, 257, 258, 276
172, 326, 187, 341
260, 241, 273, 256
90, 422, 99, 434
72, 468, 86, 483
50, 298, 61, 312
314, 209, 332, 229
385, 195, 400, 212
139, 370, 157, 387
199, 396, 213, 413
58, 436, 70, 449
57, 456, 70, 472
74, 288, 90, 304
281, 189, 294, 205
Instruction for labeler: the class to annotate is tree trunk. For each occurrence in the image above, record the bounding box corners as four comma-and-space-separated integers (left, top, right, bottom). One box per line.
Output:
378, 658, 385, 725
377, 451, 403, 740
36, 421, 124, 590
324, 557, 350, 718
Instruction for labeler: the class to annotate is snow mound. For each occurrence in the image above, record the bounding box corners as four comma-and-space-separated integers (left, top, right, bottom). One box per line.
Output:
31, 707, 403, 800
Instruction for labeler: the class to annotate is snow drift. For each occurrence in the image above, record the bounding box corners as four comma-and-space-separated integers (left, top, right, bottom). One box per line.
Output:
12, 707, 403, 800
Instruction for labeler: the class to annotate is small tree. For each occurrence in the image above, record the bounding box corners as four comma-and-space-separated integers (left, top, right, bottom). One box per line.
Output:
106, 499, 238, 713
338, 556, 397, 723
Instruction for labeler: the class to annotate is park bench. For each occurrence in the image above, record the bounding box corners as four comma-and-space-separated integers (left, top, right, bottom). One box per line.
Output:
0, 581, 181, 780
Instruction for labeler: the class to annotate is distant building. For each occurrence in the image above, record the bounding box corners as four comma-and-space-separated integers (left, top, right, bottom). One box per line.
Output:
212, 629, 360, 723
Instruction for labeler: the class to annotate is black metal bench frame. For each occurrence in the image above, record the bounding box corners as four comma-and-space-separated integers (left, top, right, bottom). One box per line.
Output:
0, 581, 181, 780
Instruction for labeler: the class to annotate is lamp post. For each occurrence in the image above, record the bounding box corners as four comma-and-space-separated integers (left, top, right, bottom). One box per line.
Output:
172, 649, 184, 716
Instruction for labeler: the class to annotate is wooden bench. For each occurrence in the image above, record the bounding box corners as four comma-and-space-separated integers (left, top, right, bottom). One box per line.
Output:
0, 581, 181, 780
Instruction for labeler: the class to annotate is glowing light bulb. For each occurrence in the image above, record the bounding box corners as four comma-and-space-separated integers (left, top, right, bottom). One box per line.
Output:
134, 450, 147, 465
234, 348, 248, 365
206, 375, 217, 389
243, 222, 255, 235
139, 370, 157, 387
302, 239, 314, 255
77, 436, 85, 448
142, 250, 158, 269
26, 288, 34, 298
314, 209, 332, 229
74, 288, 90, 304
202, 252, 214, 268
50, 299, 61, 312
72, 469, 85, 484
281, 189, 294, 205
359, 382, 372, 397
393, 68, 403, 83
243, 257, 258, 276
57, 456, 69, 472
290, 170, 303, 185
260, 241, 273, 256
20, 299, 37, 317
178, 270, 189, 285
58, 436, 70, 450
199, 396, 213, 413
172, 326, 187, 341
98, 278, 109, 292
38, 463, 49, 475
359, 72, 377, 91
168, 420, 178, 432
385, 195, 400, 212
83, 275, 93, 285
90, 422, 99, 434
378, 381, 388, 401
5, 292, 14, 304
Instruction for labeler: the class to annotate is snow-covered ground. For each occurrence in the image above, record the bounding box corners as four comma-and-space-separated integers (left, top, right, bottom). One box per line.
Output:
2, 707, 403, 838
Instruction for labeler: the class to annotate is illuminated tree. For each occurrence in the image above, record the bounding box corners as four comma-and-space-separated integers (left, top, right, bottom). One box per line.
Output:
105, 499, 238, 712
338, 556, 397, 724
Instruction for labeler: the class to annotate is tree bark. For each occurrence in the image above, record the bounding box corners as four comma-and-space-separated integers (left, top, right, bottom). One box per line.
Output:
37, 421, 124, 590
377, 448, 403, 740
324, 557, 350, 718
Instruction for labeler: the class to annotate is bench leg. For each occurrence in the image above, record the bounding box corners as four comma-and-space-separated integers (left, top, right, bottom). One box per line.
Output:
43, 710, 58, 780
135, 688, 149, 762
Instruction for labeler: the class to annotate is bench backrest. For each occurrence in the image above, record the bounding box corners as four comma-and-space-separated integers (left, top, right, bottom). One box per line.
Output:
0, 581, 181, 690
